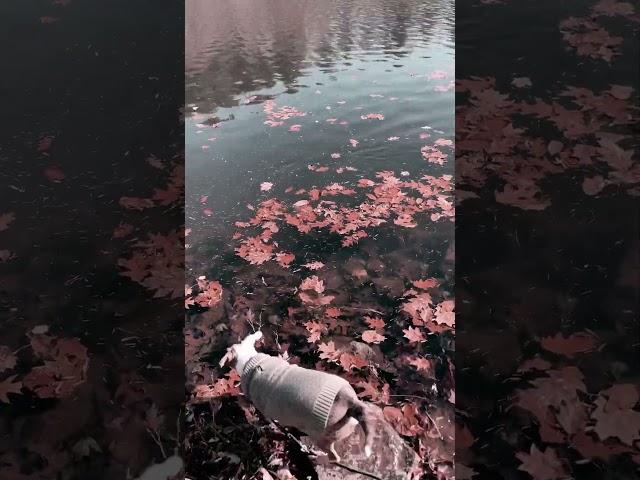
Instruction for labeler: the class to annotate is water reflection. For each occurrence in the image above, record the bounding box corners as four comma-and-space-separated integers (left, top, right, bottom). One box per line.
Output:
186, 0, 454, 112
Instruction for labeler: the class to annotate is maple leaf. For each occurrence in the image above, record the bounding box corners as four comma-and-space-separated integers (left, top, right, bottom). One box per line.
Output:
275, 252, 295, 268
260, 182, 273, 192
193, 279, 223, 308
119, 196, 154, 210
0, 346, 17, 372
403, 327, 426, 343
591, 384, 640, 446
339, 352, 368, 371
413, 278, 439, 290
349, 138, 359, 147
318, 341, 340, 362
512, 77, 532, 88
236, 236, 274, 265
433, 300, 455, 327
516, 445, 568, 480
304, 321, 327, 343
394, 214, 417, 228
408, 356, 434, 375
360, 113, 385, 120
325, 307, 341, 318
300, 275, 325, 294
37, 135, 54, 152
22, 336, 88, 399
434, 138, 453, 147
383, 404, 424, 436
364, 315, 385, 330
0, 375, 22, 403
402, 293, 433, 325
289, 124, 301, 132
113, 222, 134, 239
0, 213, 15, 232
582, 176, 606, 196
361, 330, 386, 344
355, 380, 379, 400
540, 332, 599, 358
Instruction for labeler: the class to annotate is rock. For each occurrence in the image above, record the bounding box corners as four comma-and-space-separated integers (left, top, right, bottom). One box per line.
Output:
303, 405, 419, 480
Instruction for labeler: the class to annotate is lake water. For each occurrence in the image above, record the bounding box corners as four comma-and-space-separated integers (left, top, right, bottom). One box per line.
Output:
185, 0, 454, 477
186, 0, 454, 279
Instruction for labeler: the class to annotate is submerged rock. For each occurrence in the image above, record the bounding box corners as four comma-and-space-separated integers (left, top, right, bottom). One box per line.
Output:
303, 405, 419, 480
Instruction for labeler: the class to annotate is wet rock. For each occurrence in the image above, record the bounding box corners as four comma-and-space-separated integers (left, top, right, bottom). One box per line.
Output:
344, 257, 369, 283
371, 276, 405, 297
365, 257, 386, 275
303, 405, 419, 480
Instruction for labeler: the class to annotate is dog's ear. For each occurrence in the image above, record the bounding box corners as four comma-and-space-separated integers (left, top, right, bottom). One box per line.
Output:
246, 330, 263, 344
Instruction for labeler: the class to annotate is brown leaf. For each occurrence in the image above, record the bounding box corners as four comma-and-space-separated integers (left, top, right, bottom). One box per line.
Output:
0, 375, 22, 403
592, 384, 640, 446
540, 332, 599, 358
0, 213, 15, 232
0, 346, 17, 373
516, 445, 568, 480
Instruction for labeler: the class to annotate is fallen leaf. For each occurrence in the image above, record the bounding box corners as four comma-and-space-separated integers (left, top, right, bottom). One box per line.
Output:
0, 213, 16, 231
540, 332, 599, 358
403, 327, 426, 343
516, 445, 568, 480
361, 330, 386, 344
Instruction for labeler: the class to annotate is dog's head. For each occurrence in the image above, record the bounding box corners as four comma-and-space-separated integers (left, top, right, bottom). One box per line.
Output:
223, 330, 263, 375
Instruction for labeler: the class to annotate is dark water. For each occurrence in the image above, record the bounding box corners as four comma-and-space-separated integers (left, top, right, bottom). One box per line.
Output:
186, 0, 454, 280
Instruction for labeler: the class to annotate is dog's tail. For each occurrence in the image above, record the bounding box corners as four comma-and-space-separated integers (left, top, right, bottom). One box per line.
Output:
349, 400, 375, 457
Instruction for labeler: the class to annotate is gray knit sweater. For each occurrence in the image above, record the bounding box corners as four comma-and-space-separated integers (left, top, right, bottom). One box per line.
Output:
240, 353, 349, 434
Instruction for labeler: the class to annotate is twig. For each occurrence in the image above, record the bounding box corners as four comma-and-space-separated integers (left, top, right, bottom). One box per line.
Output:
146, 427, 167, 459
330, 460, 384, 480
342, 307, 385, 315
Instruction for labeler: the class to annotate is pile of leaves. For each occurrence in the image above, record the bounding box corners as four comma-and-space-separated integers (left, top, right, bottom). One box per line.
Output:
183, 149, 456, 479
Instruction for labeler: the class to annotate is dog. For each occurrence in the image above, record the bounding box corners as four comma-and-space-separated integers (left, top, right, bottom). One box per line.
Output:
230, 330, 376, 462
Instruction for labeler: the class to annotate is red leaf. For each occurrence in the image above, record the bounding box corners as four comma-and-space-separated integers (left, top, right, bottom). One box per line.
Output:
275, 252, 295, 268
403, 327, 426, 343
361, 330, 386, 344
339, 352, 368, 371
0, 213, 15, 232
364, 316, 385, 330
119, 197, 154, 210
540, 332, 599, 358
300, 275, 325, 294
433, 300, 455, 327
516, 445, 568, 480
318, 341, 340, 362
0, 346, 17, 372
408, 356, 434, 375
413, 278, 439, 290
0, 375, 22, 403
44, 165, 66, 182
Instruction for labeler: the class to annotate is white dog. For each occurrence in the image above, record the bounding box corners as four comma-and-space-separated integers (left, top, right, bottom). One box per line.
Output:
231, 331, 375, 461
